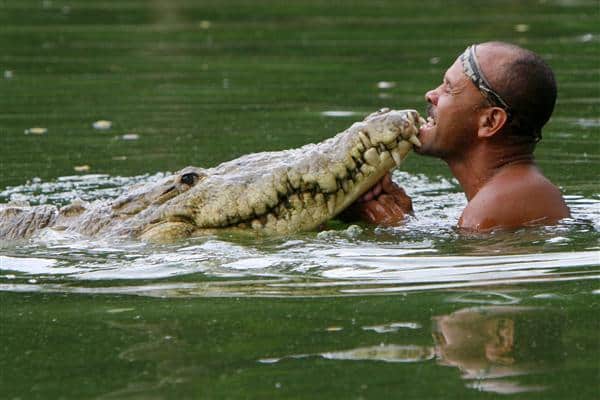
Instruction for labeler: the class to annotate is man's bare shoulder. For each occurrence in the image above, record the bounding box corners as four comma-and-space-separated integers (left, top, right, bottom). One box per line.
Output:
459, 164, 570, 231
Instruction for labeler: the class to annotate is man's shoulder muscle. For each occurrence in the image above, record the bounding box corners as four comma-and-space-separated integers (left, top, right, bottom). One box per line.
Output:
459, 168, 570, 230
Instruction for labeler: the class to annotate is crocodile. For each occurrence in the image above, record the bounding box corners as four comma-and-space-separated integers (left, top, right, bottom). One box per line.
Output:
0, 109, 423, 242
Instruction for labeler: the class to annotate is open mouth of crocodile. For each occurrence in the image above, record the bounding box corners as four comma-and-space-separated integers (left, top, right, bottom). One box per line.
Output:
226, 129, 420, 232
139, 109, 424, 241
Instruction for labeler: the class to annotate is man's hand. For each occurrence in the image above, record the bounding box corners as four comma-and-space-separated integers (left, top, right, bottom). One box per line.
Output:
341, 173, 413, 226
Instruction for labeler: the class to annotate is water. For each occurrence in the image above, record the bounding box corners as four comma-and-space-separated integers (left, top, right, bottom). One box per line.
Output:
1, 0, 599, 399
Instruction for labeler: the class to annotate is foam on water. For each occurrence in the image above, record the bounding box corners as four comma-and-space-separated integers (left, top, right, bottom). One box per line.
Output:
0, 171, 598, 297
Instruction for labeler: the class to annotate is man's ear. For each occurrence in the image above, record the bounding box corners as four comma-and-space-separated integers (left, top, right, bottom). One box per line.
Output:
477, 107, 508, 138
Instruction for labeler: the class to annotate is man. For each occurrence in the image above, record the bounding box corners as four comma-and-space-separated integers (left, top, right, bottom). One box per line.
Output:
352, 41, 570, 231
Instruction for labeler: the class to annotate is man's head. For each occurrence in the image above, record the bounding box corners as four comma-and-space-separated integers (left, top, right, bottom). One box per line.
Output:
418, 42, 557, 159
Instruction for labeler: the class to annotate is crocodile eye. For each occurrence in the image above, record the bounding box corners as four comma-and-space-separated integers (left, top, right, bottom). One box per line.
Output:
180, 172, 199, 186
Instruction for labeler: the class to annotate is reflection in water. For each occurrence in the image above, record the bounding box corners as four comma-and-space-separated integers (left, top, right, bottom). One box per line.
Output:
260, 306, 565, 395
432, 306, 564, 394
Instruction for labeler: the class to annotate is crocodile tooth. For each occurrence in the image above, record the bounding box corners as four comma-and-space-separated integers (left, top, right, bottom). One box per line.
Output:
358, 131, 372, 148
265, 188, 279, 208
346, 179, 354, 193
335, 189, 345, 209
385, 140, 397, 150
344, 155, 357, 170
408, 134, 421, 147
275, 179, 288, 196
360, 164, 376, 176
331, 163, 347, 179
289, 194, 303, 210
363, 147, 380, 167
302, 192, 315, 208
314, 192, 325, 206
397, 140, 412, 159
379, 151, 392, 166
253, 202, 267, 215
391, 148, 402, 166
266, 213, 277, 226
251, 219, 263, 229
327, 195, 336, 215
316, 173, 337, 193
341, 179, 349, 193
288, 170, 301, 189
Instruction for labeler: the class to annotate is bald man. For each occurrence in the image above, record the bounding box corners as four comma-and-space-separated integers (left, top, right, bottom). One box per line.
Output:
351, 42, 570, 231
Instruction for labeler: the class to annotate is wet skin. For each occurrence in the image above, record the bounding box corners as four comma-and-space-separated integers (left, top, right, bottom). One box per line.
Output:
353, 43, 570, 231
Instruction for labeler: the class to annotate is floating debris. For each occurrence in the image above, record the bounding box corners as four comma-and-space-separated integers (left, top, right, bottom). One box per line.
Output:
325, 326, 344, 332
92, 120, 112, 130
106, 308, 135, 314
514, 24, 530, 33
321, 110, 358, 117
363, 322, 422, 333
377, 81, 396, 89
4, 70, 13, 79
111, 156, 128, 161
120, 133, 140, 141
429, 57, 440, 64
74, 165, 91, 172
24, 127, 47, 135
578, 33, 593, 43
198, 20, 211, 29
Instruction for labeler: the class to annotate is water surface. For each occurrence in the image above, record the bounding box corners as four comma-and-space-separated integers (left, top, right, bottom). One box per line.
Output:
0, 0, 598, 399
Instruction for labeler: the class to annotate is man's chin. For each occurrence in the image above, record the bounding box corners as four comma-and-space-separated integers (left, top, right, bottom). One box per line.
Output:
415, 126, 435, 155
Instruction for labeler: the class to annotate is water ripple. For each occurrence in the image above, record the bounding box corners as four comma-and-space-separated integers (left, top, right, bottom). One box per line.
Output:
0, 172, 598, 297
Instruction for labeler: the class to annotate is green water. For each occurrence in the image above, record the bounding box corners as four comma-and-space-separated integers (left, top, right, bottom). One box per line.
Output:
1, 0, 599, 399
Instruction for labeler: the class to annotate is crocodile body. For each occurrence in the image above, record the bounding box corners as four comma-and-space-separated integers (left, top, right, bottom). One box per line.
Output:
0, 109, 423, 242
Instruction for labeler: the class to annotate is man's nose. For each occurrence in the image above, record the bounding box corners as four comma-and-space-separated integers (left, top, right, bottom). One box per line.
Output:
425, 88, 438, 105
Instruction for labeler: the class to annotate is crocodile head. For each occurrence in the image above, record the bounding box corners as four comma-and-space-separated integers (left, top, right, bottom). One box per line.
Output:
117, 109, 423, 241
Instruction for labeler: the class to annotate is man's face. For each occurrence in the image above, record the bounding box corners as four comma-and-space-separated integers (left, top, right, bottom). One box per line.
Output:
417, 57, 486, 160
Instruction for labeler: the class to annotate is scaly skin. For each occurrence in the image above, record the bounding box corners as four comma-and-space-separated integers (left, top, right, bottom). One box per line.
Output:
0, 109, 423, 242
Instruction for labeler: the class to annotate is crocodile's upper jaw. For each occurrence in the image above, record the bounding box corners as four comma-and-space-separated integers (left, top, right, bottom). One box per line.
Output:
136, 109, 423, 241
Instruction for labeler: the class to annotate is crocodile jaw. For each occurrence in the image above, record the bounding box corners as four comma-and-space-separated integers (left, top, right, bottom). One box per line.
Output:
139, 109, 423, 241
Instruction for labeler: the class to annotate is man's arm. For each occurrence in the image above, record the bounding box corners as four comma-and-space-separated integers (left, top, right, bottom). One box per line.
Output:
341, 173, 413, 225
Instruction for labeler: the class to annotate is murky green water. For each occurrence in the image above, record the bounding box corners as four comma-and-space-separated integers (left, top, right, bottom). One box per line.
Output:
1, 1, 599, 398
